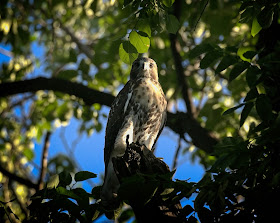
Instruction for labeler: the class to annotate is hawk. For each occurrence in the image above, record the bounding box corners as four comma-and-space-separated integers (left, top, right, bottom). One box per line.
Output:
101, 57, 167, 209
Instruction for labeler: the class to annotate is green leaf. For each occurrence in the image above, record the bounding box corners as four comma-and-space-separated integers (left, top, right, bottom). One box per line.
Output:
216, 55, 238, 73
257, 6, 274, 29
58, 171, 72, 187
91, 186, 102, 199
118, 208, 134, 223
160, 188, 174, 196
166, 14, 180, 34
244, 87, 259, 101
255, 94, 273, 121
246, 66, 262, 87
58, 70, 78, 80
240, 102, 254, 127
229, 62, 249, 82
74, 171, 97, 182
162, 0, 175, 7
129, 30, 150, 53
223, 103, 245, 116
47, 174, 60, 188
237, 47, 255, 62
243, 51, 257, 60
119, 41, 138, 65
23, 148, 34, 161
56, 187, 80, 200
137, 19, 151, 37
79, 59, 90, 74
189, 43, 214, 59
200, 51, 222, 69
251, 17, 262, 37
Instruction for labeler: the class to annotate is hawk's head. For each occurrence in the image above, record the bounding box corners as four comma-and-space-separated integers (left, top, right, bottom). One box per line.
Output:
130, 57, 158, 82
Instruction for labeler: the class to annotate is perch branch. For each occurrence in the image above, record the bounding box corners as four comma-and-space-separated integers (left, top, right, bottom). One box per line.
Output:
112, 143, 185, 223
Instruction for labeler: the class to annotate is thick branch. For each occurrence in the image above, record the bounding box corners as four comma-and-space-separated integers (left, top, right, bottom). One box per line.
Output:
38, 131, 51, 190
166, 112, 218, 154
0, 164, 38, 189
0, 77, 115, 107
0, 77, 217, 153
112, 143, 185, 223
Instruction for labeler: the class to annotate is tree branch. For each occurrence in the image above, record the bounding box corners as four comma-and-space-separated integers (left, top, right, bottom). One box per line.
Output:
38, 131, 51, 190
112, 143, 185, 223
169, 0, 196, 117
0, 77, 218, 153
170, 34, 196, 117
0, 77, 115, 107
0, 164, 38, 189
59, 22, 94, 59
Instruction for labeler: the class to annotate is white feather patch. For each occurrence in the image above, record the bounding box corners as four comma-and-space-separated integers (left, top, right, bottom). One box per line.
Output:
124, 92, 132, 114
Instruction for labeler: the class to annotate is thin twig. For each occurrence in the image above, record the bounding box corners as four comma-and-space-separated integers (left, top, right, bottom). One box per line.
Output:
172, 136, 182, 170
192, 0, 209, 32
38, 131, 51, 190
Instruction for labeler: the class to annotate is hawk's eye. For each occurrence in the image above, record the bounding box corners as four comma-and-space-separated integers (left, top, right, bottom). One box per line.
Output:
149, 63, 153, 68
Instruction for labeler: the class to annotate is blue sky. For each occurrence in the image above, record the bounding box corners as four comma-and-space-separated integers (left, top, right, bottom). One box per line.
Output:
1, 42, 205, 221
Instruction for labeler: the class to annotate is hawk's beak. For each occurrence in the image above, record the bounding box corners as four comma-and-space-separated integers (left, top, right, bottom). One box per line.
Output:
143, 62, 149, 71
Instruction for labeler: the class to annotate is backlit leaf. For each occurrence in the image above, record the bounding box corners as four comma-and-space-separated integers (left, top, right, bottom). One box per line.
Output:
251, 17, 262, 37
129, 30, 150, 53
162, 0, 175, 7
119, 41, 138, 65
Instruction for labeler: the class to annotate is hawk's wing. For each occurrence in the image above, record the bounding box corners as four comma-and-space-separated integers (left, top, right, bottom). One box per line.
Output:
104, 81, 132, 172
152, 109, 167, 150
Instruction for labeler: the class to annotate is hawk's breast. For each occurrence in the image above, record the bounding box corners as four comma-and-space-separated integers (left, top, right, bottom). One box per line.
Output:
130, 77, 166, 149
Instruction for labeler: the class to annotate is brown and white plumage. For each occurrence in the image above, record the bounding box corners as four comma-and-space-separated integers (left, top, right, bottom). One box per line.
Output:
101, 57, 167, 209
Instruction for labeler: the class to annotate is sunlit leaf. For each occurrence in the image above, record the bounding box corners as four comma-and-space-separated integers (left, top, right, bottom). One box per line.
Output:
137, 19, 151, 37
23, 148, 34, 161
251, 17, 262, 37
162, 0, 175, 7
129, 30, 150, 53
119, 41, 138, 65
47, 174, 60, 189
